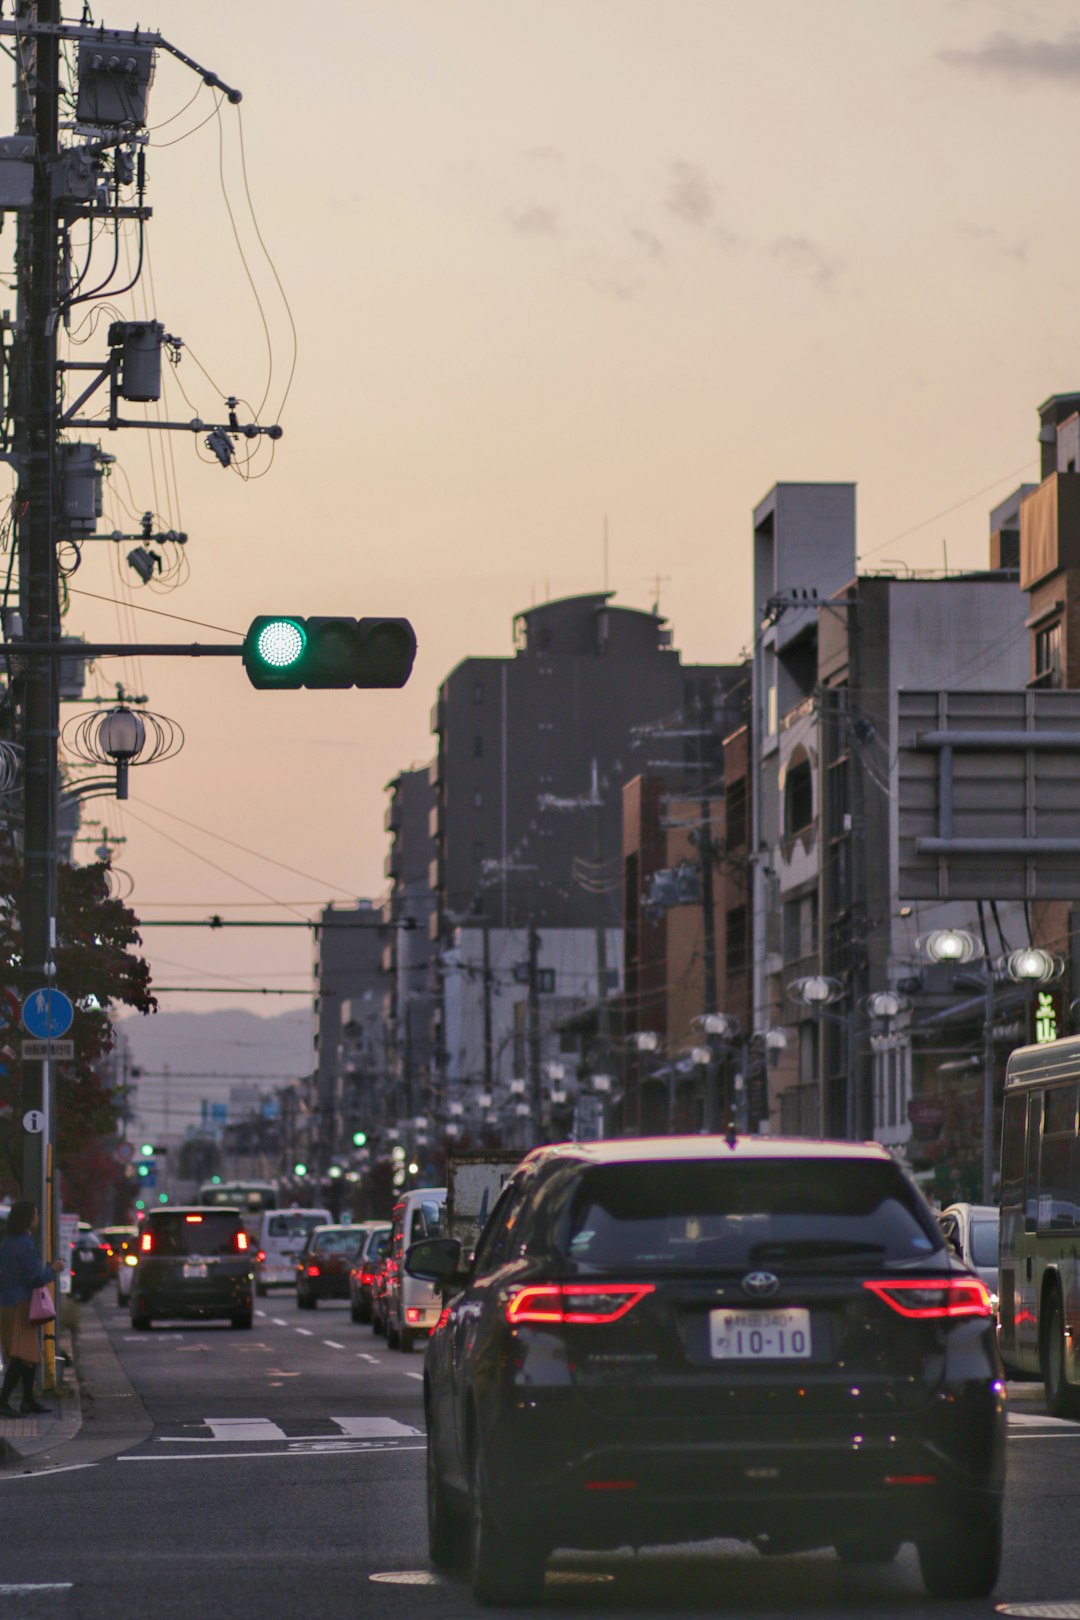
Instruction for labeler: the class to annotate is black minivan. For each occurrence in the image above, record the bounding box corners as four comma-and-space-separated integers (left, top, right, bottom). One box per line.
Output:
130, 1206, 254, 1330
410, 1136, 1006, 1607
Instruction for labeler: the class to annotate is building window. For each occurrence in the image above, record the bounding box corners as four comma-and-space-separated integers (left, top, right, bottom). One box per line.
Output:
784, 757, 813, 836
473, 734, 484, 757
1035, 621, 1063, 688
725, 904, 748, 975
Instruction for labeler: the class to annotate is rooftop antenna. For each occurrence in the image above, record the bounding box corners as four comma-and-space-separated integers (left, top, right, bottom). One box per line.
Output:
603, 514, 609, 593
649, 574, 672, 615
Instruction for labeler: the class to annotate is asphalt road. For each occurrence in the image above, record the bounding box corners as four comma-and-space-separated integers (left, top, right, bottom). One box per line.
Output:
0, 1289, 1077, 1620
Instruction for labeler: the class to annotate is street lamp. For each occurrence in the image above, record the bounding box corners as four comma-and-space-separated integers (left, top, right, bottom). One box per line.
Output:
917, 928, 1062, 1201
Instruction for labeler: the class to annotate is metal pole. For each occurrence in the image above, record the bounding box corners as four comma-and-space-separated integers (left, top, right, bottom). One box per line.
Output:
527, 920, 541, 1139
982, 961, 995, 1202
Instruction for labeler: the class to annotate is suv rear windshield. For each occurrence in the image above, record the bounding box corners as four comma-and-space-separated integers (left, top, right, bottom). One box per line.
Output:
148, 1214, 244, 1257
310, 1228, 363, 1255
268, 1214, 327, 1239
560, 1159, 942, 1273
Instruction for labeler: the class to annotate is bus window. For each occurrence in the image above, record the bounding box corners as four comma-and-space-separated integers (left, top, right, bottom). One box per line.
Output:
1001, 1091, 1026, 1209
1025, 1092, 1043, 1232
1039, 1084, 1080, 1231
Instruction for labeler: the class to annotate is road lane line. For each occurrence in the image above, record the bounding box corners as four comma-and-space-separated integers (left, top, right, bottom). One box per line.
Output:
358, 1353, 380, 1363
331, 1416, 422, 1438
323, 1339, 345, 1349
0, 1583, 74, 1592
295, 1328, 313, 1336
255, 1310, 266, 1318
403, 1371, 424, 1381
119, 1444, 427, 1463
0, 1463, 97, 1481
271, 1318, 287, 1326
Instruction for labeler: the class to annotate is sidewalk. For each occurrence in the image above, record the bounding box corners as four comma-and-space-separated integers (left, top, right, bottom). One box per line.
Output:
0, 1327, 81, 1467
0, 1297, 152, 1471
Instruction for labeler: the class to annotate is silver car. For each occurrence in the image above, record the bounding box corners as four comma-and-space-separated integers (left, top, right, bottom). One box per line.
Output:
938, 1202, 999, 1307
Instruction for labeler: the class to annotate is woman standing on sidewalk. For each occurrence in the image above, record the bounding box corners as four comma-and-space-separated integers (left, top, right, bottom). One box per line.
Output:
0, 1200, 61, 1416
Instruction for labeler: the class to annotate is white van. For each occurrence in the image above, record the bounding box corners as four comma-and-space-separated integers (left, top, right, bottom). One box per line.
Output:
385, 1187, 447, 1351
254, 1207, 331, 1294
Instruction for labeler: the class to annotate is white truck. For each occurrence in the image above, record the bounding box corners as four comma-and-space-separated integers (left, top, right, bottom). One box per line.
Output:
446, 1150, 523, 1261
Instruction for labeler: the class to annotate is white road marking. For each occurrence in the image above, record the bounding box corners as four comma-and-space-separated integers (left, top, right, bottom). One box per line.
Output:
0, 1463, 97, 1481
0, 1583, 74, 1592
271, 1318, 287, 1327
295, 1328, 313, 1337
1009, 1412, 1079, 1429
330, 1416, 421, 1438
203, 1418, 288, 1442
120, 1443, 426, 1463
403, 1371, 424, 1381
121, 1333, 184, 1342
255, 1309, 266, 1317
358, 1353, 380, 1364
1009, 1431, 1080, 1440
323, 1339, 345, 1349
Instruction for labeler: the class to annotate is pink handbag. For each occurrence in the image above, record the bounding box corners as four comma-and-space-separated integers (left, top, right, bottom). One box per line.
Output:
28, 1285, 55, 1323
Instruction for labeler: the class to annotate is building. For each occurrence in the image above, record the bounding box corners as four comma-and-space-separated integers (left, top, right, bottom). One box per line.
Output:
312, 901, 387, 1170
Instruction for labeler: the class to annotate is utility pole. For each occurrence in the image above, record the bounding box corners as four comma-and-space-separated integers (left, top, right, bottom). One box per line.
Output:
17, 0, 62, 1244
527, 919, 541, 1138
482, 913, 494, 1095
698, 793, 720, 1131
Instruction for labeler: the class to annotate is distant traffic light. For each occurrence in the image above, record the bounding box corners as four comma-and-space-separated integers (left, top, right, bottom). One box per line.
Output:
242, 616, 417, 691
293, 1162, 308, 1178
140, 1143, 154, 1157
352, 1131, 367, 1148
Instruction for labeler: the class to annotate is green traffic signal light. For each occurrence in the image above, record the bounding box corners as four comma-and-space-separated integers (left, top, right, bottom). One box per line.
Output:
294, 1162, 308, 1178
140, 1143, 154, 1157
242, 616, 417, 691
137, 1164, 150, 1178
352, 1131, 367, 1147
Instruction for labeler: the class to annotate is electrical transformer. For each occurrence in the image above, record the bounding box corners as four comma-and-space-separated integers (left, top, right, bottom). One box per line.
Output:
109, 320, 163, 402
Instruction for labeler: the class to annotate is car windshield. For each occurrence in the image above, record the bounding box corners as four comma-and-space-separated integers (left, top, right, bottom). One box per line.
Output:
561, 1159, 943, 1273
268, 1214, 326, 1239
365, 1230, 390, 1261
312, 1229, 362, 1255
969, 1219, 999, 1268
149, 1214, 243, 1257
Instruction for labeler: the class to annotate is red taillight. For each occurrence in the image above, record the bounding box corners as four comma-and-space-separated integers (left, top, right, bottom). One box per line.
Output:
507, 1283, 655, 1326
360, 1269, 374, 1286
406, 1307, 421, 1324
306, 1265, 320, 1278
140, 1233, 153, 1254
236, 1232, 249, 1252
885, 1474, 937, 1486
103, 1245, 113, 1256
583, 1479, 637, 1492
862, 1277, 992, 1319
256, 1249, 266, 1263
185, 1215, 203, 1224
436, 1304, 452, 1331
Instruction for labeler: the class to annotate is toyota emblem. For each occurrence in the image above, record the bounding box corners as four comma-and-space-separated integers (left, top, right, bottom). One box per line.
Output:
742, 1270, 780, 1299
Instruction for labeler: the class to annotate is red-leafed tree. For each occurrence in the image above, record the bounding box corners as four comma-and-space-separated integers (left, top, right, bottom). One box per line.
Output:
0, 857, 156, 1201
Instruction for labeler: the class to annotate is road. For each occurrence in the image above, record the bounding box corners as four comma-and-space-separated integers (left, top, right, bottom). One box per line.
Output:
0, 1290, 1077, 1619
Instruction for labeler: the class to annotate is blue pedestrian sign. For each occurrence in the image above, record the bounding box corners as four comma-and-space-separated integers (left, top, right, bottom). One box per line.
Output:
22, 988, 74, 1040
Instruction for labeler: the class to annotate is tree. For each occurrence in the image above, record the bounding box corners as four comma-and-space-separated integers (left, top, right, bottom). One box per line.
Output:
0, 856, 156, 1196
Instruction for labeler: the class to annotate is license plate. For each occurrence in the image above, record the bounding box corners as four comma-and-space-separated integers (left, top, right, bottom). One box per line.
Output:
183, 1263, 208, 1280
709, 1308, 811, 1360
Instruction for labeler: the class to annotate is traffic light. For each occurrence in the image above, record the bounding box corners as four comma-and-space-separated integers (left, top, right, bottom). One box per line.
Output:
242, 616, 417, 691
352, 1130, 367, 1148
293, 1162, 308, 1178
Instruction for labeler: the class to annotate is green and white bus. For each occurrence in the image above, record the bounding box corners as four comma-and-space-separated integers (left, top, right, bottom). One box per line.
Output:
999, 1036, 1080, 1415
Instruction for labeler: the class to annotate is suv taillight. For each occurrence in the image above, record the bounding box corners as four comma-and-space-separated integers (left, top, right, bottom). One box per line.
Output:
140, 1233, 153, 1254
507, 1283, 655, 1325
862, 1277, 992, 1319
256, 1249, 266, 1263
235, 1232, 249, 1252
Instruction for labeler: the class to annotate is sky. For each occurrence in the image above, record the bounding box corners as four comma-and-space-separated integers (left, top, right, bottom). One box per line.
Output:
4, 0, 1078, 1028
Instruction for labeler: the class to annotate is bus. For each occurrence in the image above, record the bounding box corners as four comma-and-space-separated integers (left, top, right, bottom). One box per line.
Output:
998, 1036, 1080, 1415
197, 1180, 278, 1241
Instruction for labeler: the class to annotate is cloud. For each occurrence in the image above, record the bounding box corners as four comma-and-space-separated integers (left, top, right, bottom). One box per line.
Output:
957, 221, 1028, 262
941, 30, 1080, 84
507, 205, 561, 237
771, 234, 843, 289
665, 161, 717, 227
629, 226, 665, 261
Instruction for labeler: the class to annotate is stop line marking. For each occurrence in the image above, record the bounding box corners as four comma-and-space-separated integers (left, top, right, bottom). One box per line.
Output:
157, 1415, 421, 1443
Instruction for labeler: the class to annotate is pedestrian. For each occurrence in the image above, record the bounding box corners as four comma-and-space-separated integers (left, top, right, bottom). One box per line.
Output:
0, 1200, 62, 1416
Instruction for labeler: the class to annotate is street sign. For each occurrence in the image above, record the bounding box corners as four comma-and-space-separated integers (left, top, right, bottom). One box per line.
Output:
22, 1109, 44, 1133
22, 988, 74, 1040
115, 1139, 136, 1163
58, 1213, 78, 1295
21, 1039, 74, 1060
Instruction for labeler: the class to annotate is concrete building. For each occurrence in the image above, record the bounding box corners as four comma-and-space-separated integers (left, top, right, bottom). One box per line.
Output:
381, 765, 437, 1133
312, 900, 387, 1169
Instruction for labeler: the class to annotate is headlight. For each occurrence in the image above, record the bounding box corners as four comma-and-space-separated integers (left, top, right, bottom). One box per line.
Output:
124, 1255, 138, 1267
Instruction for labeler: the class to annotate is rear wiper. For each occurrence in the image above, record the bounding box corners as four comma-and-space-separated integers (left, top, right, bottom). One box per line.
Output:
749, 1240, 887, 1263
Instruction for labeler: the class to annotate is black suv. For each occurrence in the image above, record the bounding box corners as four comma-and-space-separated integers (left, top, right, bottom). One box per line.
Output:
130, 1206, 254, 1330
410, 1137, 1006, 1606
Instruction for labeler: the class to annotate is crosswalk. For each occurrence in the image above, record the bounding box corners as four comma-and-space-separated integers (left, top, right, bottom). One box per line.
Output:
157, 1415, 422, 1444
